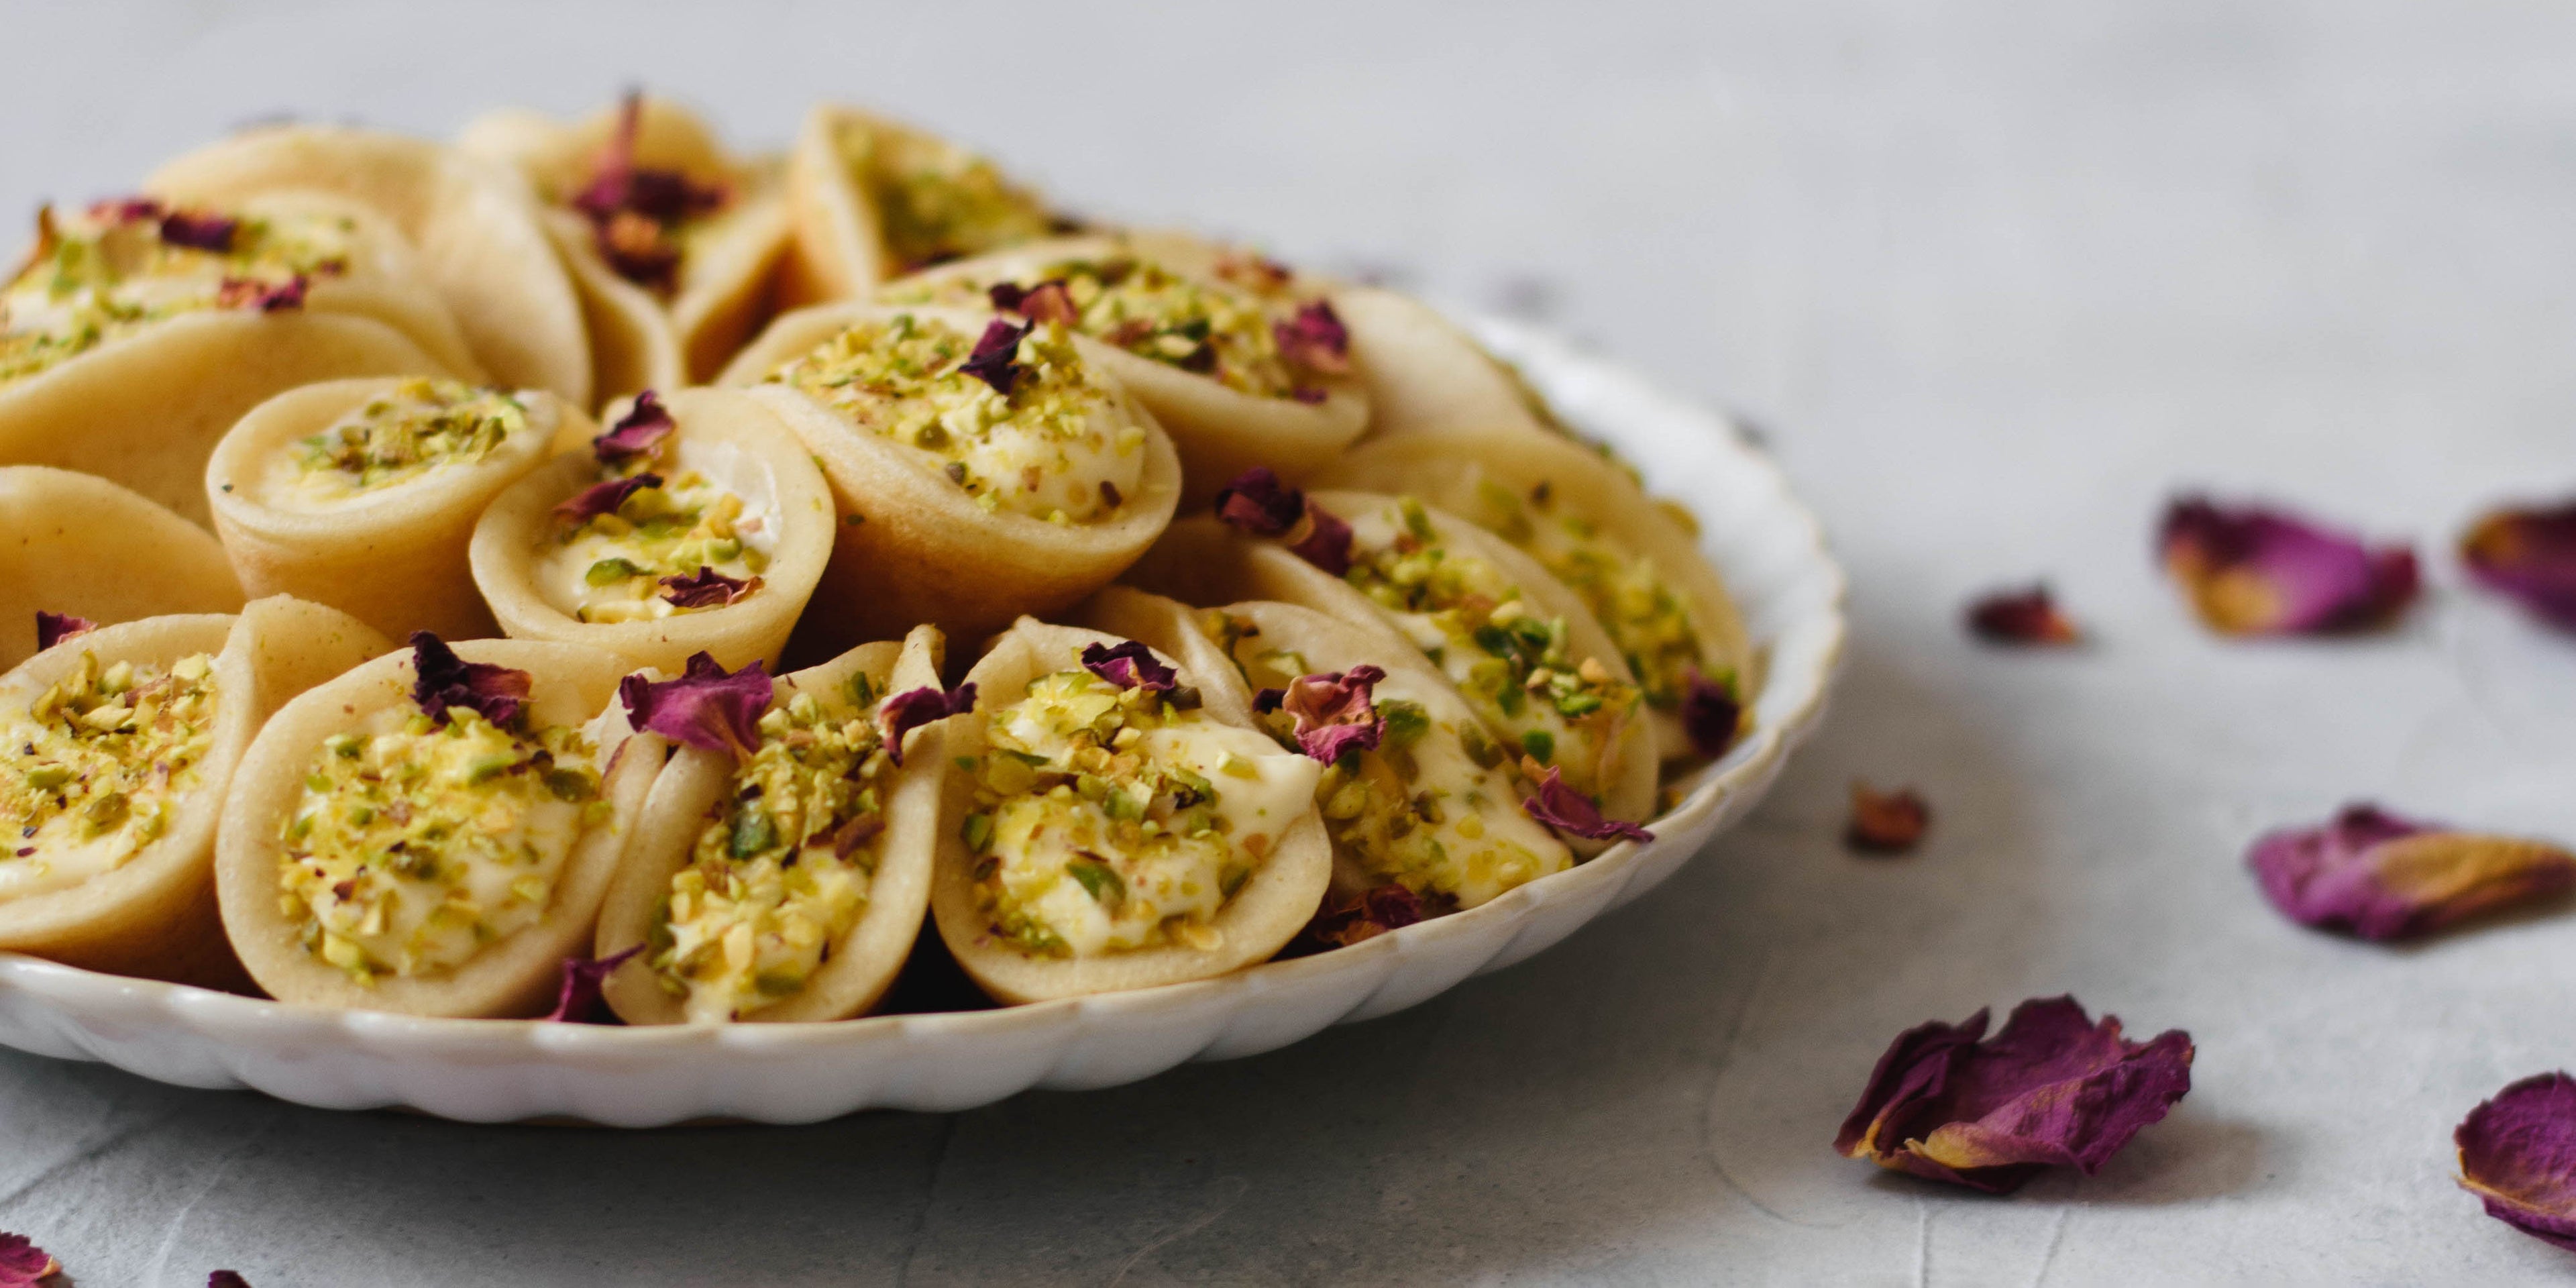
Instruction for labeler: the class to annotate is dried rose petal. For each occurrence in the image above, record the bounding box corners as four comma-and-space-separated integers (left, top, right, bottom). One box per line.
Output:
1522, 765, 1653, 843
1835, 996, 2195, 1194
959, 318, 1030, 395
1256, 665, 1387, 763
877, 681, 977, 766
2158, 496, 2419, 635
2247, 804, 2576, 942
1966, 585, 2082, 645
543, 945, 642, 1024
989, 280, 1079, 325
1210, 468, 1352, 575
2462, 502, 2576, 633
1080, 640, 1178, 692
592, 389, 674, 464
407, 631, 531, 727
87, 196, 162, 224
157, 210, 238, 253
1307, 883, 1427, 949
1847, 783, 1930, 854
658, 567, 760, 609
1680, 668, 1743, 758
216, 275, 307, 313
32, 611, 95, 651
208, 1271, 252, 1288
572, 93, 725, 225
553, 472, 661, 523
1273, 300, 1350, 375
617, 652, 771, 757
2458, 1072, 2576, 1250
0, 1232, 58, 1288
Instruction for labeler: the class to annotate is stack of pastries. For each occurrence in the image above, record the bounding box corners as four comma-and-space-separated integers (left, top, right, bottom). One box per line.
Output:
0, 95, 1758, 1024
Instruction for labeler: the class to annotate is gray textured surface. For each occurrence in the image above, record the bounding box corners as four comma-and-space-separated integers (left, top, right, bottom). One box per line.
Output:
5, 1, 2576, 1282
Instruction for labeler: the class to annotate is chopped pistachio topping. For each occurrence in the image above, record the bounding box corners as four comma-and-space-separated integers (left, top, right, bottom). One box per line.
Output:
539, 464, 772, 623
651, 682, 893, 1021
1200, 611, 1567, 908
767, 313, 1140, 521
1339, 496, 1640, 802
278, 708, 604, 983
286, 378, 529, 501
883, 254, 1330, 400
837, 118, 1054, 273
1, 204, 352, 384
1468, 479, 1711, 709
963, 662, 1316, 957
0, 651, 219, 896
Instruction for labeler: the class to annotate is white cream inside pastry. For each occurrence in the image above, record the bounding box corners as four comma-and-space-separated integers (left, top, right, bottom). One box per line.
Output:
0, 650, 220, 900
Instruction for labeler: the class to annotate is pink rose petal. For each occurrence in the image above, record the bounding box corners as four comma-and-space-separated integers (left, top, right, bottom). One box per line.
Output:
2158, 496, 2418, 635
1680, 667, 1743, 758
1521, 765, 1652, 843
876, 681, 977, 766
553, 472, 661, 524
1255, 665, 1387, 763
592, 389, 674, 464
543, 945, 643, 1024
0, 1232, 58, 1288
1966, 584, 2083, 645
2459, 1071, 2576, 1251
959, 318, 1030, 396
2248, 804, 2576, 942
658, 567, 759, 609
1080, 640, 1178, 692
32, 611, 95, 652
617, 652, 771, 757
2463, 502, 2576, 633
407, 631, 531, 728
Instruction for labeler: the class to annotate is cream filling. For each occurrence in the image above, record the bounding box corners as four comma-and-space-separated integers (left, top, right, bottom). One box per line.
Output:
533, 439, 779, 623
0, 654, 219, 900
256, 384, 533, 512
1319, 673, 1568, 908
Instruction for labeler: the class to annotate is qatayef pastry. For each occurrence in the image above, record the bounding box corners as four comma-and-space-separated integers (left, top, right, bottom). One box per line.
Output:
460, 93, 792, 394
1085, 588, 1572, 931
1329, 284, 1560, 441
874, 234, 1368, 503
594, 627, 951, 1024
719, 304, 1181, 646
779, 103, 1062, 304
0, 467, 244, 672
1128, 483, 1659, 834
0, 597, 388, 987
1318, 432, 1756, 761
470, 388, 833, 674
930, 619, 1328, 1003
207, 376, 588, 643
214, 634, 662, 1016
0, 195, 462, 523
148, 123, 593, 406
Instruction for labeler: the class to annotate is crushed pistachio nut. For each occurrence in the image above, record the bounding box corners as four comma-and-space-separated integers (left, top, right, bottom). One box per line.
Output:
286, 378, 529, 500
0, 651, 219, 892
1341, 496, 1640, 801
651, 678, 894, 1021
837, 118, 1054, 273
541, 465, 771, 623
1469, 478, 1713, 710
278, 708, 604, 983
767, 312, 1138, 521
961, 663, 1316, 957
1, 203, 352, 384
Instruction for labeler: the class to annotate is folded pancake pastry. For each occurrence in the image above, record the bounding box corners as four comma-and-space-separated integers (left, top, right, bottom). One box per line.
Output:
873, 234, 1367, 503
0, 596, 388, 986
148, 123, 592, 406
930, 619, 1328, 1003
215, 635, 662, 1016
1129, 486, 1660, 834
208, 376, 588, 642
1327, 284, 1562, 441
0, 467, 244, 672
0, 194, 464, 522
1085, 588, 1572, 929
719, 304, 1181, 646
1319, 433, 1756, 761
780, 103, 1063, 304
460, 93, 793, 396
594, 626, 950, 1024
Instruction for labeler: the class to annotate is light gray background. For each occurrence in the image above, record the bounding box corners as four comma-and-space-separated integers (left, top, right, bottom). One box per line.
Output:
5, 1, 2576, 1283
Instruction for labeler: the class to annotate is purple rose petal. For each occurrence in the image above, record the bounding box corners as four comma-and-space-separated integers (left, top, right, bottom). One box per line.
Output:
2463, 502, 2576, 633
32, 611, 95, 652
1847, 782, 1931, 855
1273, 299, 1350, 375
1680, 667, 1743, 758
407, 631, 532, 728
1521, 765, 1653, 843
1966, 584, 2083, 645
2247, 804, 2576, 942
86, 196, 162, 225
989, 280, 1079, 325
959, 318, 1030, 396
1835, 996, 2195, 1194
157, 210, 238, 253
658, 567, 760, 609
1306, 883, 1427, 949
2158, 496, 2419, 635
1210, 467, 1351, 575
1258, 665, 1387, 763
592, 390, 674, 465
208, 1273, 253, 1288
1079, 640, 1178, 693
217, 274, 307, 313
553, 472, 661, 524
2458, 1071, 2576, 1251
543, 944, 643, 1024
876, 681, 977, 766
617, 652, 771, 757
0, 1231, 59, 1288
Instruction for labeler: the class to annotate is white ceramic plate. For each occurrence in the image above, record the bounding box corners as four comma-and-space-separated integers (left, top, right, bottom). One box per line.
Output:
0, 316, 1847, 1125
